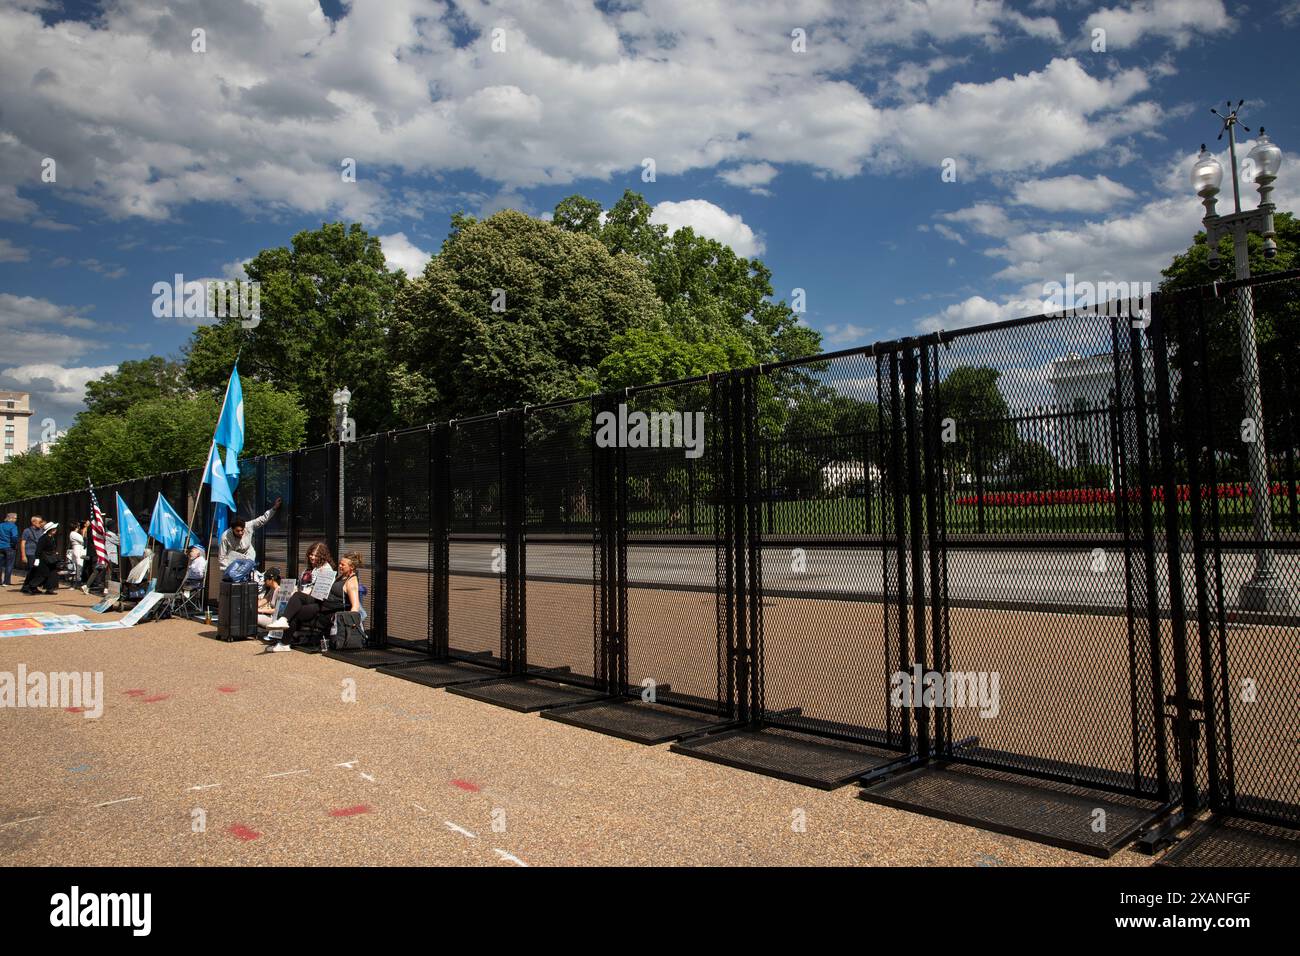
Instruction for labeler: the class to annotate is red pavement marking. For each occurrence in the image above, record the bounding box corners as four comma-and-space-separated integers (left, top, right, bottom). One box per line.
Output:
328, 805, 372, 817
124, 689, 146, 696
217, 686, 238, 693
64, 707, 86, 713
227, 824, 261, 841
450, 779, 480, 792
139, 694, 171, 703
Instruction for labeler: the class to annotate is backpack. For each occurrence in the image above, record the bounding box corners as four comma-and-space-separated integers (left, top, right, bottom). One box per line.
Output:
223, 558, 256, 583
328, 611, 366, 651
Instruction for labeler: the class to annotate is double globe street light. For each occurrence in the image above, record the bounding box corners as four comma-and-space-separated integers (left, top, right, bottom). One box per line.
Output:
1190, 102, 1289, 613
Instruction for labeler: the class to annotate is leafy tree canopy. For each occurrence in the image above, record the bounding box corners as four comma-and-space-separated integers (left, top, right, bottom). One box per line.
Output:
83, 357, 190, 417
184, 222, 405, 444
389, 209, 663, 421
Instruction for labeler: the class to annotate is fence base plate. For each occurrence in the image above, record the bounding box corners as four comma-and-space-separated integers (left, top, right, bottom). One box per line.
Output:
671, 727, 900, 789
1158, 815, 1300, 867
322, 646, 431, 668
375, 658, 502, 688
446, 676, 606, 713
543, 699, 730, 745
860, 762, 1161, 858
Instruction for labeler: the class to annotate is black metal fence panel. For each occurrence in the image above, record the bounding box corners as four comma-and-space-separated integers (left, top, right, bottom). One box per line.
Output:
619, 378, 729, 713
755, 349, 912, 749
386, 427, 431, 650
1161, 273, 1300, 828
261, 454, 292, 578
931, 309, 1169, 799
341, 436, 375, 620
6, 269, 1298, 836
448, 417, 506, 665
522, 400, 599, 684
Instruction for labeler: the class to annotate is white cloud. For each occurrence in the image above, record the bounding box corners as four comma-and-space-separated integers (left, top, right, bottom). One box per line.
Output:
1082, 0, 1231, 51
885, 58, 1158, 175
0, 239, 29, 262
0, 185, 39, 221
822, 323, 871, 347
719, 162, 778, 195
918, 294, 1048, 332
650, 199, 764, 257
942, 203, 1015, 239
0, 363, 118, 438
1010, 174, 1136, 212
0, 3, 1161, 226
379, 231, 434, 274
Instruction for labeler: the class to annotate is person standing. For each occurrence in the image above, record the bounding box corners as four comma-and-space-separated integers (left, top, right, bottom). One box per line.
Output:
0, 512, 18, 586
67, 521, 88, 585
18, 515, 43, 590
218, 497, 282, 571
21, 522, 60, 595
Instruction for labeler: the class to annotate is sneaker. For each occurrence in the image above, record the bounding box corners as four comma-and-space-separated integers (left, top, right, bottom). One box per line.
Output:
267, 617, 290, 629
269, 642, 292, 653
80, 585, 89, 595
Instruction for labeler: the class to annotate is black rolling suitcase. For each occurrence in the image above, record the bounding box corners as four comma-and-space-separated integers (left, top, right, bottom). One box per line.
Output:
218, 580, 259, 641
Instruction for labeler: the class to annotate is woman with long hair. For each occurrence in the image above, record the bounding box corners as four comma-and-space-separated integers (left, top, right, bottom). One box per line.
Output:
265, 541, 335, 646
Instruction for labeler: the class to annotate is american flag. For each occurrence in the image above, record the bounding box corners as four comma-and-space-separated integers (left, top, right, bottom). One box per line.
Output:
88, 484, 108, 565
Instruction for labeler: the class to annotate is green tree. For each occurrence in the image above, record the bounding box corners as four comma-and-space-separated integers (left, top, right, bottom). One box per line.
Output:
935, 365, 1012, 479
389, 209, 663, 421
83, 357, 190, 416
554, 190, 822, 369
183, 222, 405, 444
0, 383, 305, 498
1159, 210, 1300, 473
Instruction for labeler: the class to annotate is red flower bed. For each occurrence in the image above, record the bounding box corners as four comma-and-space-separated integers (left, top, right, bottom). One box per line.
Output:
954, 482, 1289, 507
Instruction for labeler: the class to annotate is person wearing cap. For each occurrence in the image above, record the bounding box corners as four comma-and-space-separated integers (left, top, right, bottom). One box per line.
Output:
21, 521, 61, 595
0, 512, 18, 586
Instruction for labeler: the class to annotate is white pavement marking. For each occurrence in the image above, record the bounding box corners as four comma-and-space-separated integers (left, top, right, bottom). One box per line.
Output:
444, 821, 477, 839
359, 772, 376, 783
335, 760, 358, 769
493, 849, 528, 867
413, 803, 428, 813
0, 816, 44, 828
94, 797, 142, 808
265, 769, 310, 778
187, 784, 221, 791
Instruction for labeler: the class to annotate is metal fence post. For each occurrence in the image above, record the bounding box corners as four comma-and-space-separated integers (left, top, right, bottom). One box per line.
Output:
902, 343, 929, 758
287, 451, 300, 580
371, 432, 389, 648
1149, 300, 1198, 816
430, 424, 450, 659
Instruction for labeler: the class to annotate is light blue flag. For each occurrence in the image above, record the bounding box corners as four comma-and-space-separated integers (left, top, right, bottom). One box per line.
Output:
116, 493, 149, 558
149, 494, 195, 552
213, 366, 245, 459
214, 503, 229, 544
203, 442, 237, 509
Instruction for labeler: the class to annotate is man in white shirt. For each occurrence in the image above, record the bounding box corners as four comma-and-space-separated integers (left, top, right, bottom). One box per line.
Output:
218, 498, 282, 570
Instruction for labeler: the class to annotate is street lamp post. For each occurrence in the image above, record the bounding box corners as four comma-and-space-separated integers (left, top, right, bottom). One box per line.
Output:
1190, 102, 1290, 613
333, 387, 352, 545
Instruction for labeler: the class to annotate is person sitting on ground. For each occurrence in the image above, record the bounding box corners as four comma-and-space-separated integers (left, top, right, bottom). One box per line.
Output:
218, 497, 283, 571
256, 568, 284, 628
265, 543, 364, 647
21, 522, 61, 595
263, 541, 333, 645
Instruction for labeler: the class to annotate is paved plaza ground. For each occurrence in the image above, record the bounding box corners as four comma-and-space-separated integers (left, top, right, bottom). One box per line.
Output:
0, 587, 1161, 867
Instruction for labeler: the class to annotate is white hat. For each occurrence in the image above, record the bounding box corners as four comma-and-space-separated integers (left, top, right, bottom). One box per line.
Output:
43, 522, 58, 532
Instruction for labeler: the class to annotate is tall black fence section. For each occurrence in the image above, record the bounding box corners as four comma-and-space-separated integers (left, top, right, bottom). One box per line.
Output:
4, 270, 1298, 865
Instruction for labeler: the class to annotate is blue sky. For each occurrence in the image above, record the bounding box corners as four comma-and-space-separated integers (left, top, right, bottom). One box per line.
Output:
2, 0, 1299, 437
